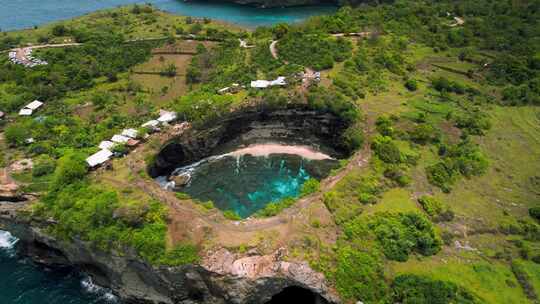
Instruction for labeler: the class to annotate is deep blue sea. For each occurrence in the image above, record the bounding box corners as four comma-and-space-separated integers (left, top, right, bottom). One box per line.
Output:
0, 0, 337, 31
0, 230, 117, 304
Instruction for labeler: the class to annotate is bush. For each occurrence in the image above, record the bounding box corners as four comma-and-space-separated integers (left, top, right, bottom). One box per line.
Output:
301, 178, 320, 197
278, 32, 352, 70
32, 155, 56, 177
256, 197, 296, 217
158, 244, 200, 266
52, 151, 87, 188
52, 24, 67, 36
5, 122, 32, 146
405, 78, 418, 91
409, 124, 440, 144
391, 274, 478, 304
334, 246, 388, 302
426, 162, 455, 192
529, 207, 540, 222
372, 135, 403, 164
223, 210, 241, 220
418, 196, 444, 217
367, 212, 442, 261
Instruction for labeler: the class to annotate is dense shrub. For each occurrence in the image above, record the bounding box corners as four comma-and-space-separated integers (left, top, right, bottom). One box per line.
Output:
427, 141, 489, 192
431, 77, 467, 94
391, 274, 478, 304
256, 197, 296, 217
32, 155, 56, 177
372, 135, 403, 164
301, 178, 320, 197
223, 210, 242, 220
409, 123, 440, 144
530, 207, 540, 222
278, 32, 352, 70
405, 78, 418, 91
333, 246, 388, 302
418, 196, 443, 217
52, 151, 87, 188
426, 162, 456, 192
367, 212, 442, 261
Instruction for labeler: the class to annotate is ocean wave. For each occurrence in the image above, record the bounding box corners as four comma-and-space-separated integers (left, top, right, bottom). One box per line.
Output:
81, 276, 118, 303
0, 230, 19, 257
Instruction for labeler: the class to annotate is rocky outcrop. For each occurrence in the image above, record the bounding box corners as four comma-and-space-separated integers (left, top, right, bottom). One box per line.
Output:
0, 183, 25, 202
149, 107, 350, 177
0, 203, 338, 304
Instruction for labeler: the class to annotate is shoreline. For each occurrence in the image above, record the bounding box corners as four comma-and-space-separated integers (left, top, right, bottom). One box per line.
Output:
229, 143, 334, 160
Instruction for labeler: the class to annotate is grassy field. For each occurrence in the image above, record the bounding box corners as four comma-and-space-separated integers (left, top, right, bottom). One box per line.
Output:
2, 5, 241, 47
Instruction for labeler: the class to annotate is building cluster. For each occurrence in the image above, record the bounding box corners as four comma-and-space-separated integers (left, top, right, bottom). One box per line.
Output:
8, 48, 48, 67
86, 110, 179, 168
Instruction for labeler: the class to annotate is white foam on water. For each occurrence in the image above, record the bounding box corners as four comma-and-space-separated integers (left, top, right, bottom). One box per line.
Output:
158, 143, 334, 190
0, 230, 18, 252
81, 275, 118, 303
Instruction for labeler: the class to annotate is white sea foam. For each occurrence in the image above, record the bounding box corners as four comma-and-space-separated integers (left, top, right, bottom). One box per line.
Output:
81, 275, 118, 303
0, 230, 18, 249
0, 230, 18, 257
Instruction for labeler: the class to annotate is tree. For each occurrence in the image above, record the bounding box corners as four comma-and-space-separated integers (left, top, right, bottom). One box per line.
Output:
52, 24, 67, 37
5, 122, 31, 146
272, 23, 289, 39
33, 155, 56, 177
52, 151, 87, 187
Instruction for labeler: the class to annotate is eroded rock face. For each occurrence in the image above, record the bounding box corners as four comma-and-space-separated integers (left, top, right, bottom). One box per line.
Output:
203, 248, 337, 303
0, 207, 339, 304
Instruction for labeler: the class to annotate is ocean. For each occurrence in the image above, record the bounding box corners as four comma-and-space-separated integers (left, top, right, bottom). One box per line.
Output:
0, 0, 337, 31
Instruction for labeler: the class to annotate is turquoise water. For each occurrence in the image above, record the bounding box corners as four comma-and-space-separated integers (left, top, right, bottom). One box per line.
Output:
0, 230, 116, 304
0, 0, 337, 31
169, 154, 338, 218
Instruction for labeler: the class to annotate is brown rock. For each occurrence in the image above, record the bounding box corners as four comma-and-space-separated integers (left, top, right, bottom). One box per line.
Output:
169, 172, 191, 187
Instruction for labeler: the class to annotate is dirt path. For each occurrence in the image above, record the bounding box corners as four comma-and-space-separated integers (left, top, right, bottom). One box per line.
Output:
269, 40, 280, 61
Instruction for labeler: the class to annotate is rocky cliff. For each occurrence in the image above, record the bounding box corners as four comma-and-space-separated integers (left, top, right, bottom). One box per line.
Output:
0, 202, 338, 304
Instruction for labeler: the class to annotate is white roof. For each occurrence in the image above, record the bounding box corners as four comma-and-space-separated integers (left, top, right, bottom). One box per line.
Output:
142, 120, 160, 128
111, 134, 130, 143
158, 111, 177, 123
86, 149, 113, 167
99, 140, 116, 150
270, 76, 286, 86
19, 108, 33, 116
251, 80, 270, 88
25, 100, 43, 110
121, 128, 138, 138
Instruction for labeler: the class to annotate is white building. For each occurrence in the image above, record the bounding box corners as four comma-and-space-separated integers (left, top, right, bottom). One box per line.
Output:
142, 120, 160, 128
98, 140, 116, 150
158, 111, 177, 123
19, 108, 33, 116
86, 149, 113, 167
121, 128, 138, 139
111, 134, 130, 144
